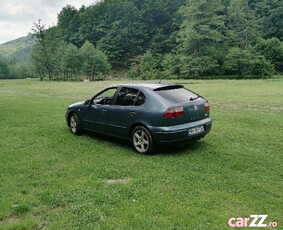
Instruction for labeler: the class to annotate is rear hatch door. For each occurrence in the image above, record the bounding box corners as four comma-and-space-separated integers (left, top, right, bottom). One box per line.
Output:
154, 85, 209, 126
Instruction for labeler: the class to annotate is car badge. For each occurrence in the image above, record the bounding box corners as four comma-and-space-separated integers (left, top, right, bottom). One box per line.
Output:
194, 105, 198, 111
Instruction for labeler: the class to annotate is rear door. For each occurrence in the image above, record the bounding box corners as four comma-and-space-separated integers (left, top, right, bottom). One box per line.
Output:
107, 87, 146, 138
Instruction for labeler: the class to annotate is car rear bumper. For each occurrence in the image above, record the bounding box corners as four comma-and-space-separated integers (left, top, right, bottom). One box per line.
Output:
149, 118, 212, 144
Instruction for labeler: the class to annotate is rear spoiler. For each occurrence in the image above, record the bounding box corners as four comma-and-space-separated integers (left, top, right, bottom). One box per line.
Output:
153, 84, 184, 91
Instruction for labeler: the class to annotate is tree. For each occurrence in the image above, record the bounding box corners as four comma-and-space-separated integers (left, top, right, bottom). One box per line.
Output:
31, 21, 65, 80
138, 51, 161, 80
80, 41, 110, 80
223, 47, 251, 77
161, 53, 181, 79
255, 38, 283, 72
22, 0, 282, 80
96, 0, 146, 68
0, 57, 10, 79
251, 0, 283, 40
31, 19, 52, 80
224, 0, 261, 78
9, 62, 33, 79
57, 5, 78, 44
61, 43, 83, 79
177, 0, 226, 78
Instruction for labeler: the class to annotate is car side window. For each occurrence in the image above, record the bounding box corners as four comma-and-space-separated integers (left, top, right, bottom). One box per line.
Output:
115, 87, 139, 106
92, 87, 117, 105
134, 91, 146, 106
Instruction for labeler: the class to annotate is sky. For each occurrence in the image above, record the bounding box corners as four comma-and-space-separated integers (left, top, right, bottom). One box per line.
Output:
0, 0, 100, 44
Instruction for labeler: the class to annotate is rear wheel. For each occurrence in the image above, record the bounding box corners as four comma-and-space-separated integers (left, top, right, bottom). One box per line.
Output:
131, 126, 154, 154
69, 113, 83, 135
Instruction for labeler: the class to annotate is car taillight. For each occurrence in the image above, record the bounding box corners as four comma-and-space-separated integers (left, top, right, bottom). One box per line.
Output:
165, 106, 184, 118
204, 101, 210, 111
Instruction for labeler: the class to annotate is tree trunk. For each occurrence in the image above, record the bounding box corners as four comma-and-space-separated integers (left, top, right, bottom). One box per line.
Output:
193, 48, 199, 79
91, 65, 94, 81
237, 60, 243, 79
245, 0, 249, 50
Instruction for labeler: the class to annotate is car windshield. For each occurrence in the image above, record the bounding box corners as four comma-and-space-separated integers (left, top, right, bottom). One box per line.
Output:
155, 87, 198, 104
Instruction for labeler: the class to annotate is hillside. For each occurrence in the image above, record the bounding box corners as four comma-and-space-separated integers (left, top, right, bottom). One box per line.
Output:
30, 0, 282, 80
1, 0, 282, 80
0, 34, 35, 62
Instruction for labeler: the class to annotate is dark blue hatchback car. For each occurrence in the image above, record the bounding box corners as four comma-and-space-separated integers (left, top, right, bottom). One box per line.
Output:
66, 83, 212, 154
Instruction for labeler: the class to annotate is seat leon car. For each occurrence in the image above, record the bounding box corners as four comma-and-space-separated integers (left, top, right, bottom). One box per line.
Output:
66, 83, 212, 154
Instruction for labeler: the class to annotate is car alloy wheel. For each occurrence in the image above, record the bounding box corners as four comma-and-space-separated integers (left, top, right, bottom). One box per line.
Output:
69, 113, 83, 135
70, 116, 77, 133
131, 126, 153, 154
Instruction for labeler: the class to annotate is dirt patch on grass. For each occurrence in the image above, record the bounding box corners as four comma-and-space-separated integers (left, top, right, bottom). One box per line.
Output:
6, 216, 19, 224
106, 178, 132, 184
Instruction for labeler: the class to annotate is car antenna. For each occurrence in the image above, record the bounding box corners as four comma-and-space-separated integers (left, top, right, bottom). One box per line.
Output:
159, 79, 162, 84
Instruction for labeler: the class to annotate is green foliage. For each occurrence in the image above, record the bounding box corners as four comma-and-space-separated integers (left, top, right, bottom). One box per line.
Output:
138, 51, 162, 80
80, 41, 111, 80
30, 44, 48, 79
223, 46, 274, 78
177, 0, 225, 78
3, 0, 282, 80
9, 62, 34, 79
251, 0, 283, 40
96, 1, 146, 67
161, 53, 181, 79
223, 47, 251, 78
61, 43, 83, 79
222, 0, 272, 78
0, 57, 10, 79
31, 20, 61, 80
249, 54, 274, 77
57, 5, 79, 44
255, 38, 283, 72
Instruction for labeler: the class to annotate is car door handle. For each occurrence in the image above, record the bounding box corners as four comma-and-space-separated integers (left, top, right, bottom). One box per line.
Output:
102, 109, 108, 113
130, 111, 136, 116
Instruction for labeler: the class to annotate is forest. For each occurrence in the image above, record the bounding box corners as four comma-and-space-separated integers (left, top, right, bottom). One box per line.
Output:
0, 0, 282, 80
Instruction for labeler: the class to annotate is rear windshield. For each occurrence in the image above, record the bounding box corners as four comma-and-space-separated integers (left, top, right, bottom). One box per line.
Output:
155, 87, 198, 104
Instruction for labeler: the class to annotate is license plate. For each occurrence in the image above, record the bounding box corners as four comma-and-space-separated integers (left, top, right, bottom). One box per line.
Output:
188, 126, 204, 135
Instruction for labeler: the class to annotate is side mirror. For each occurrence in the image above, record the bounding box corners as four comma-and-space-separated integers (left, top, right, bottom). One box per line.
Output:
84, 99, 91, 105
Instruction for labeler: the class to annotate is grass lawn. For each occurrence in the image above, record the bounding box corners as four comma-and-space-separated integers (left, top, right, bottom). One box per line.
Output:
0, 79, 282, 229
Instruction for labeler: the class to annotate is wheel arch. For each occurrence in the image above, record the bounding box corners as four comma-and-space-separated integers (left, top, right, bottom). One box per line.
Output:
67, 110, 76, 127
129, 122, 154, 139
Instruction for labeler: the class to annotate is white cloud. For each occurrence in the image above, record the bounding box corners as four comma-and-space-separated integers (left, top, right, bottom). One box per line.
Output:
0, 0, 98, 44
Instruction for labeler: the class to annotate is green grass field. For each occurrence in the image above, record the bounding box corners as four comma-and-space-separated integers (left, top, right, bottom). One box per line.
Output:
0, 79, 282, 230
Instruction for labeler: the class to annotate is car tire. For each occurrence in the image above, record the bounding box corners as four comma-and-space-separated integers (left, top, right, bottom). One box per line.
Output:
69, 113, 83, 135
131, 126, 154, 154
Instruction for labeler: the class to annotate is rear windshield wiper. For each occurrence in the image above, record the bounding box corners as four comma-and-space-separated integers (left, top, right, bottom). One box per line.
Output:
190, 96, 199, 101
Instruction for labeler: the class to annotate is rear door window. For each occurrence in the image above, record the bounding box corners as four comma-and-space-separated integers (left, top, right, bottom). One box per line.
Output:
115, 87, 139, 106
134, 91, 146, 106
155, 87, 198, 104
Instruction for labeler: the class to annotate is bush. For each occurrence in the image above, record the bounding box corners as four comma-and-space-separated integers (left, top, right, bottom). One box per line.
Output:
249, 54, 274, 78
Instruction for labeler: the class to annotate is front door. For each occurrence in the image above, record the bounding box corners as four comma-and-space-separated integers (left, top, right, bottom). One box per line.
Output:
83, 87, 117, 133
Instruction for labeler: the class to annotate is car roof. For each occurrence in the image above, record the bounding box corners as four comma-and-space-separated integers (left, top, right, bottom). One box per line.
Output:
110, 83, 183, 90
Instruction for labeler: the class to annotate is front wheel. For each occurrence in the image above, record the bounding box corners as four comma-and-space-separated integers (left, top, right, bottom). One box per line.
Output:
131, 126, 154, 154
69, 113, 83, 135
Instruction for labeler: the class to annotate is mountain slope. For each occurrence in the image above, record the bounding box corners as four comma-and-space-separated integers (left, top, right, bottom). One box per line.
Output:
0, 34, 36, 62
